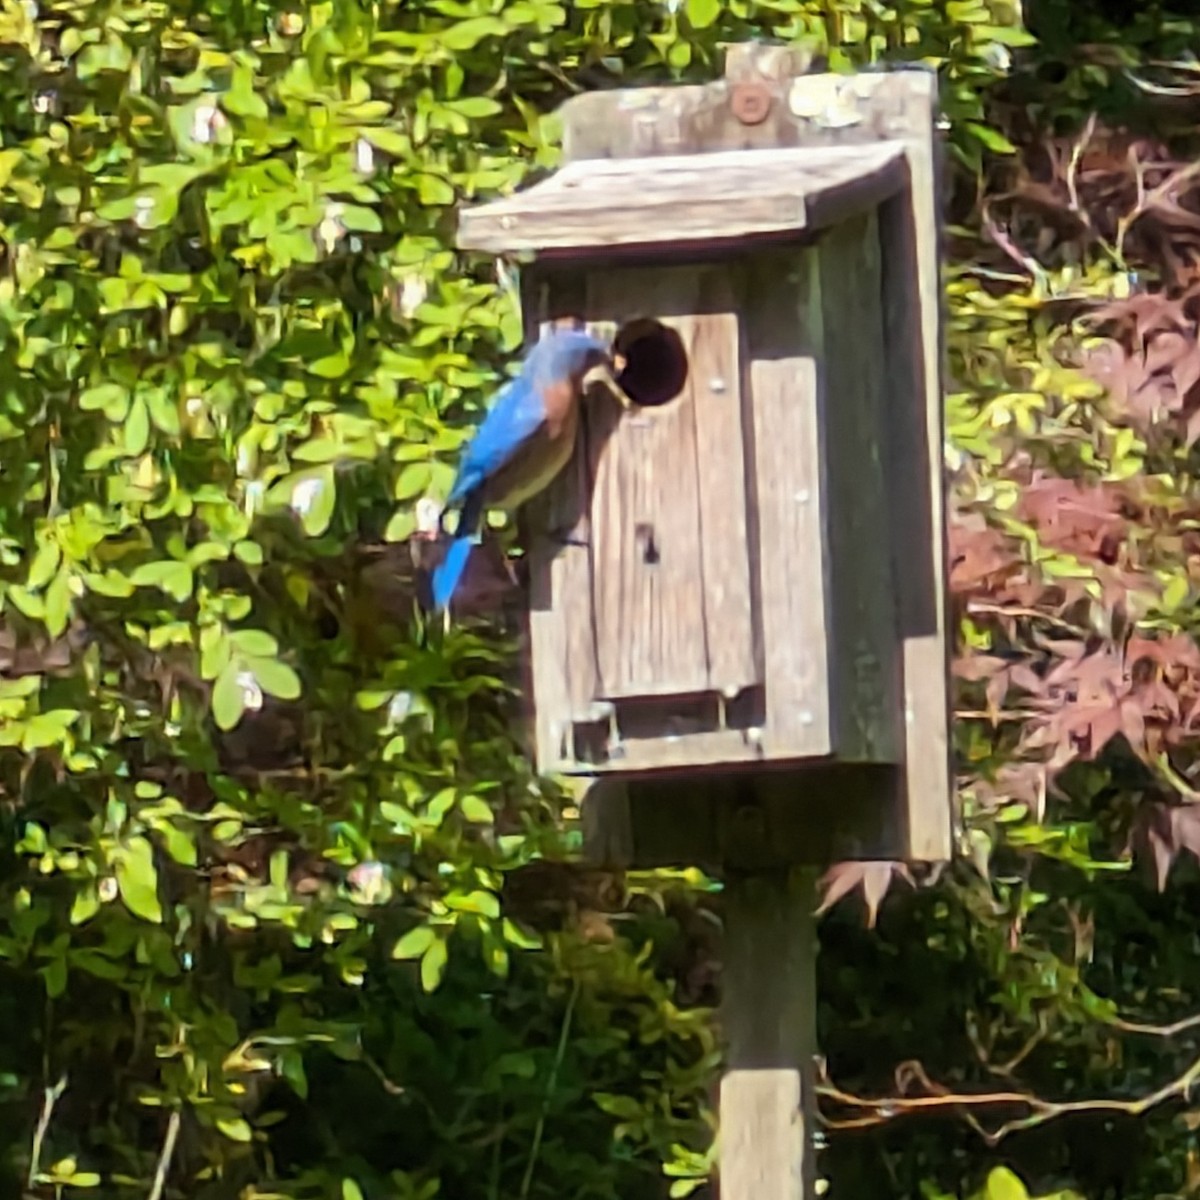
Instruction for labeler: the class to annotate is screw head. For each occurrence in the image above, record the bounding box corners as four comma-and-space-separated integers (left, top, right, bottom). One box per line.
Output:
730, 81, 773, 126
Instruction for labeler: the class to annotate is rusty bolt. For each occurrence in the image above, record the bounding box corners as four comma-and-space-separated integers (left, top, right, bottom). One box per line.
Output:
730, 81, 772, 126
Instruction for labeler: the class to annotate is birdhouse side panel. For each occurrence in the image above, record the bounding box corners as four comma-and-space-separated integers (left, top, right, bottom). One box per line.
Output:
878, 186, 954, 860
819, 210, 903, 764
740, 249, 835, 760
583, 265, 760, 703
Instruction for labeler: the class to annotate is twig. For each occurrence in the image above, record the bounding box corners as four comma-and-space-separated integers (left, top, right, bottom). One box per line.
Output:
1066, 113, 1097, 218
1110, 1010, 1200, 1038
27, 1074, 67, 1189
147, 1108, 181, 1200
964, 600, 1089, 636
519, 978, 580, 1200
362, 1051, 405, 1096
817, 1048, 1200, 1144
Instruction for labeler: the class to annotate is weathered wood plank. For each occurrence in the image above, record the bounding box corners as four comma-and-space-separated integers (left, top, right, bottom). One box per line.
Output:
581, 763, 904, 870
457, 144, 906, 254
559, 67, 939, 164
583, 265, 758, 700
880, 180, 954, 861
576, 727, 764, 773
818, 211, 903, 763
522, 292, 604, 770
720, 868, 819, 1200
685, 272, 759, 696
742, 250, 833, 759
587, 270, 709, 698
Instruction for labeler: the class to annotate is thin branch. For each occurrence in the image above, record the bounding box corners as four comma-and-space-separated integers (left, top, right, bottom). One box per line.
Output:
147, 1108, 181, 1200
362, 1052, 405, 1097
27, 1074, 67, 1189
1109, 1009, 1200, 1038
520, 979, 580, 1200
1066, 113, 1097, 218
818, 1049, 1200, 1145
964, 600, 1089, 636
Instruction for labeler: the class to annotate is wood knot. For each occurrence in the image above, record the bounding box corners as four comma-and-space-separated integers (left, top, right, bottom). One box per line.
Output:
730, 81, 773, 126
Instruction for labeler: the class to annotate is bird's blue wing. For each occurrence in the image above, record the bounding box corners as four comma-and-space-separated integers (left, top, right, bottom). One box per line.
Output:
446, 374, 548, 505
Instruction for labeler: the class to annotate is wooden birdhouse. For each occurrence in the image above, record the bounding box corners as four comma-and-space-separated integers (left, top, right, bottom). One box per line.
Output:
457, 50, 953, 867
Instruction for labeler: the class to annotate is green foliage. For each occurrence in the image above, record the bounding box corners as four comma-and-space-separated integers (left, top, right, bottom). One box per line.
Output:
9, 0, 1200, 1198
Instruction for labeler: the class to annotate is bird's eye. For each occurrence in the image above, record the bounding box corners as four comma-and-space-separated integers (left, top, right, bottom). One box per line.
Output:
613, 319, 688, 408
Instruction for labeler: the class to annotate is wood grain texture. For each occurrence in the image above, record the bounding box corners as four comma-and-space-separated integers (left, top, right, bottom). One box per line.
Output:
720, 868, 819, 1200
457, 144, 906, 254
558, 67, 938, 164
522, 301, 604, 771
583, 265, 758, 701
818, 211, 903, 764
742, 250, 832, 759
880, 183, 954, 860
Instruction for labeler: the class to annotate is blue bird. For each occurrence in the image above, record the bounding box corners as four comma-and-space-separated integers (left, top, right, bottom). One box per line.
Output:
431, 327, 614, 614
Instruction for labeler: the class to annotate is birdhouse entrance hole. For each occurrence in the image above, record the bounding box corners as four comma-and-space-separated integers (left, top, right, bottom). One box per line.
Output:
614, 319, 688, 407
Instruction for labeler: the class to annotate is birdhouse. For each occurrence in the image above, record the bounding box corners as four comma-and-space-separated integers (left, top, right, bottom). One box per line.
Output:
456, 51, 953, 866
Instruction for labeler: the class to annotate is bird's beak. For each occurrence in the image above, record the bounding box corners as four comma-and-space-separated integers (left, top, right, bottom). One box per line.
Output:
583, 354, 633, 408
604, 352, 634, 409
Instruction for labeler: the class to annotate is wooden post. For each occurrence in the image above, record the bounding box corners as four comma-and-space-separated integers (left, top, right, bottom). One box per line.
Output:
720, 867, 819, 1200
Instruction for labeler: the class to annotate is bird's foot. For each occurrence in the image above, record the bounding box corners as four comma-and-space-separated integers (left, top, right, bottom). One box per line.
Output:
544, 523, 589, 550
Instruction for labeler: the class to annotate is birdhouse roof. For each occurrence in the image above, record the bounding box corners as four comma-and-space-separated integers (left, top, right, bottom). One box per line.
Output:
457, 141, 908, 256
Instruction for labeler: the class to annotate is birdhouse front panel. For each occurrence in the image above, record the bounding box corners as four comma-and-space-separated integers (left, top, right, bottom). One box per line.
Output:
584, 265, 759, 702
520, 216, 904, 777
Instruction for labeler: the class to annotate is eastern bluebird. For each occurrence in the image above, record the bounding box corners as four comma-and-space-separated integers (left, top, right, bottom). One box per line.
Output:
430, 326, 613, 613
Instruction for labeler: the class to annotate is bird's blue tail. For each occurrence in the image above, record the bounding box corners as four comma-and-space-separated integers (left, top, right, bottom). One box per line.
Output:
431, 535, 474, 612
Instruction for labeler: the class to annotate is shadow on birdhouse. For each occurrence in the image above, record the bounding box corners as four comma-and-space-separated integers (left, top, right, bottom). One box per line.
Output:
457, 52, 954, 871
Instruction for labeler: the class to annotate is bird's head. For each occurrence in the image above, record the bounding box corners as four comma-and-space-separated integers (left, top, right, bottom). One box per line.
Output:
532, 326, 632, 406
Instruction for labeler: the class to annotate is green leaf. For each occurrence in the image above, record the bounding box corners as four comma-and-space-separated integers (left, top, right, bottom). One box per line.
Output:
384, 509, 416, 542
129, 560, 194, 602
417, 174, 455, 206
63, 1170, 102, 1188
229, 629, 278, 658
343, 1182, 365, 1200
361, 127, 409, 155
212, 662, 247, 731
986, 1168, 1030, 1200
124, 396, 151, 455
43, 568, 72, 638
79, 382, 129, 419
278, 468, 337, 537
246, 655, 302, 701
392, 926, 435, 960
161, 824, 197, 867
446, 889, 499, 919
70, 886, 100, 926
685, 0, 721, 26
394, 462, 431, 501
441, 16, 509, 50
116, 836, 163, 923
43, 956, 67, 998
27, 539, 62, 590
340, 205, 382, 233
966, 121, 1016, 154
460, 794, 494, 824
420, 936, 448, 992
216, 1117, 253, 1143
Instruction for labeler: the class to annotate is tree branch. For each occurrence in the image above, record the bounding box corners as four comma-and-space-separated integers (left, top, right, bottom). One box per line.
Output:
817, 1049, 1200, 1145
